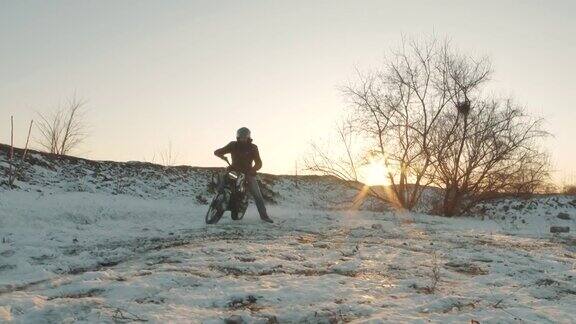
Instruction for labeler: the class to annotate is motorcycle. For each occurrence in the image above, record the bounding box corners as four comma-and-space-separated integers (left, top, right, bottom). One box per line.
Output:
205, 160, 250, 224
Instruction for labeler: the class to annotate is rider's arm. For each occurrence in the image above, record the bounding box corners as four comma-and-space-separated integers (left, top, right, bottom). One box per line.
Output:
252, 145, 262, 172
214, 142, 233, 160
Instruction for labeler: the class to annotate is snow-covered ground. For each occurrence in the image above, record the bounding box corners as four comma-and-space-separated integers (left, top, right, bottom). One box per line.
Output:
1, 147, 575, 323
1, 189, 575, 323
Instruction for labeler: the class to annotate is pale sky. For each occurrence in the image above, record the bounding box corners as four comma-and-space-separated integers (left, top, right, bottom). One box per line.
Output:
1, 0, 574, 182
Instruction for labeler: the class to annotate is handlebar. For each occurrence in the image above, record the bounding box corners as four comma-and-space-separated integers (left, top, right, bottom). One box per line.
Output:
219, 156, 254, 175
220, 156, 231, 166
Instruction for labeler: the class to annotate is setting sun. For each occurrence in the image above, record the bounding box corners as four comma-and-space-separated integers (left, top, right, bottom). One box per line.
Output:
363, 160, 390, 186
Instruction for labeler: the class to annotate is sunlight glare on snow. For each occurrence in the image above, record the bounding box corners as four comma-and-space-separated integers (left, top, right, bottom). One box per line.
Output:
0, 306, 12, 321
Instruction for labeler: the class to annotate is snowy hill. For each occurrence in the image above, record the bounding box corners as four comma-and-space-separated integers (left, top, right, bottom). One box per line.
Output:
0, 144, 385, 210
1, 144, 575, 323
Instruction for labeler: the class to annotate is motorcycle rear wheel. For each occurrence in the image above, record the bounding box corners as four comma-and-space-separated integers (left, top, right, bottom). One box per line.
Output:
230, 193, 249, 220
231, 208, 245, 220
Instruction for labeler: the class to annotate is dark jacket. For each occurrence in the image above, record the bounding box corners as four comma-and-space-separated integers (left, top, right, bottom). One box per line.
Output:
214, 140, 262, 174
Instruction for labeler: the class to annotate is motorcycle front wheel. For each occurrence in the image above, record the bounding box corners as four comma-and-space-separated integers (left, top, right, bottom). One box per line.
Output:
206, 193, 225, 224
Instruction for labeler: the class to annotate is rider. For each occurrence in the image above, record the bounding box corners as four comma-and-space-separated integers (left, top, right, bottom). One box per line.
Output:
214, 127, 274, 223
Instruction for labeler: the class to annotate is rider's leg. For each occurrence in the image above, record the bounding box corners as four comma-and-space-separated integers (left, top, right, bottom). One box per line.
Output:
246, 175, 273, 222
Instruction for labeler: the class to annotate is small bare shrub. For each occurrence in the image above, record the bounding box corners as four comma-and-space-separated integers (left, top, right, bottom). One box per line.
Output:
564, 185, 576, 196
428, 251, 441, 293
36, 95, 88, 156
146, 141, 181, 167
159, 141, 179, 167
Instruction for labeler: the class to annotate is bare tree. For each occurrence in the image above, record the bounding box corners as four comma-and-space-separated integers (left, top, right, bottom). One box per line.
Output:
431, 98, 549, 215
503, 150, 550, 196
323, 37, 491, 209
37, 95, 88, 155
308, 36, 549, 215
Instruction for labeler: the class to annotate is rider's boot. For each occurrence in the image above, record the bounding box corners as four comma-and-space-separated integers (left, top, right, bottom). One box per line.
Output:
260, 214, 274, 223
